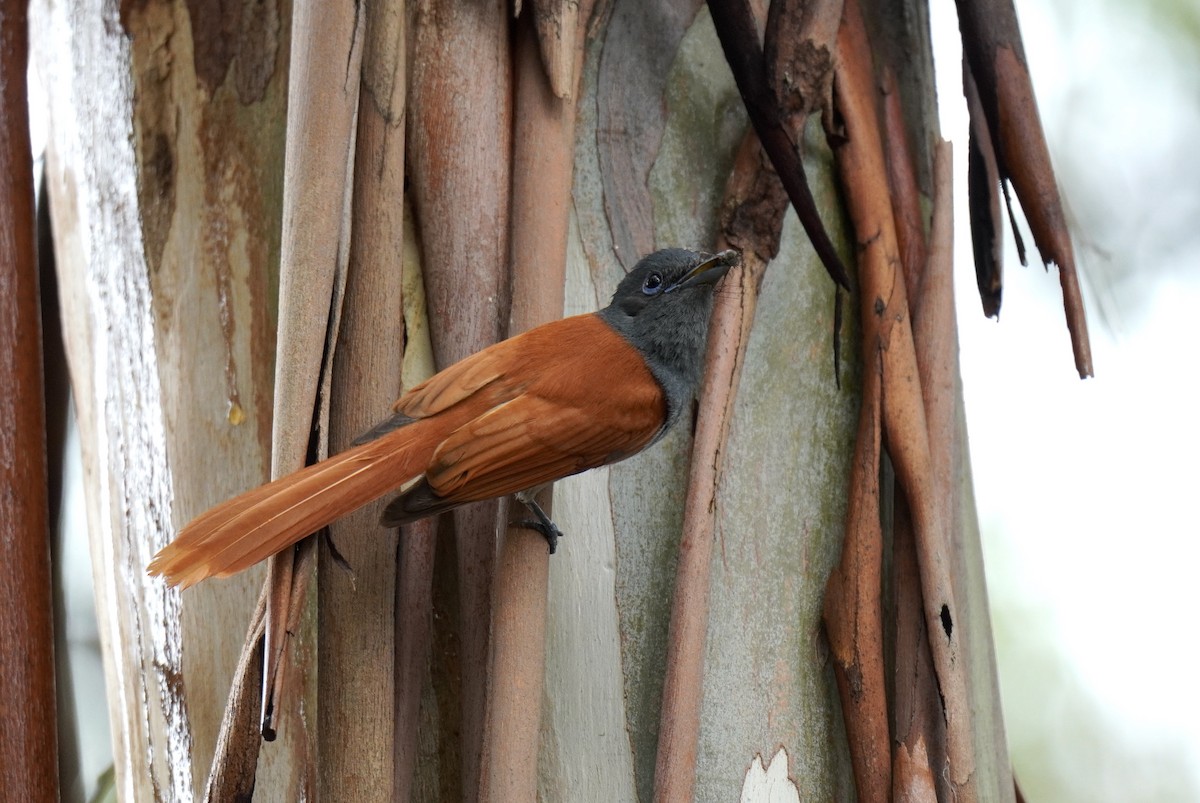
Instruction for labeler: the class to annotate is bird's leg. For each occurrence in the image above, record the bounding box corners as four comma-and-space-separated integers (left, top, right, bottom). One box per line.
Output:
516, 494, 565, 555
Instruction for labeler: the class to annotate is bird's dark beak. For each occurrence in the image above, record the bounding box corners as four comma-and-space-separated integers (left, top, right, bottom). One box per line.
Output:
671, 249, 741, 292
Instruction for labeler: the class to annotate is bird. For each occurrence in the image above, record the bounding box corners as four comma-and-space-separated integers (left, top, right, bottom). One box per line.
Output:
148, 248, 740, 588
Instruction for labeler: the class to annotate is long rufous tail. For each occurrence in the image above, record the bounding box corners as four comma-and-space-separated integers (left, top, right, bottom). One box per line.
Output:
149, 420, 443, 588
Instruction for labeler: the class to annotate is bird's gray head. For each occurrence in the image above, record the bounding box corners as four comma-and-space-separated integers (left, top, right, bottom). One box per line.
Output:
599, 248, 740, 426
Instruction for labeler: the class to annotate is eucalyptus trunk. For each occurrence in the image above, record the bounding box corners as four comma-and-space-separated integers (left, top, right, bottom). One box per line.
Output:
31, 0, 1011, 800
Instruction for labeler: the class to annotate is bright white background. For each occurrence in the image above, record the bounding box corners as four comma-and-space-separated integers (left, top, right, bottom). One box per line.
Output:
931, 0, 1200, 798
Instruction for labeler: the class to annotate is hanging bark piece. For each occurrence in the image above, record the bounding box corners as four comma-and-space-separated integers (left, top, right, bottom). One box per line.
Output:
829, 1, 978, 798
654, 129, 789, 803
964, 61, 1005, 319
204, 590, 267, 801
481, 4, 594, 800
407, 3, 513, 797
707, 0, 850, 290
0, 0, 58, 791
206, 541, 318, 800
529, 0, 581, 100
955, 0, 1093, 377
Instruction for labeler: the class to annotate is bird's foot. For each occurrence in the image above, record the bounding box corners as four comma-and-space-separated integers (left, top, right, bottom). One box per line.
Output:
519, 518, 563, 554
518, 496, 565, 555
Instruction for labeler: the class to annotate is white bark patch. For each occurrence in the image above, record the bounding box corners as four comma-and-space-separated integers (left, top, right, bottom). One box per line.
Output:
740, 747, 801, 803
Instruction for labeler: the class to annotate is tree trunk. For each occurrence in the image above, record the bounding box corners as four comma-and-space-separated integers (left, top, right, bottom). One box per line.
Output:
31, 0, 1011, 799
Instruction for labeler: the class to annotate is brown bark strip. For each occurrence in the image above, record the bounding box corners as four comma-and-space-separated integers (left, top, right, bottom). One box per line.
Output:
880, 67, 927, 305
394, 518, 437, 801
964, 61, 1004, 318
480, 4, 593, 799
316, 0, 408, 794
394, 195, 438, 802
891, 141, 956, 803
653, 131, 787, 803
0, 0, 59, 793
707, 0, 851, 289
529, 0, 580, 100
831, 1, 978, 798
823, 333, 889, 803
206, 544, 317, 801
256, 0, 366, 744
407, 2, 513, 797
955, 0, 1093, 377
205, 589, 268, 801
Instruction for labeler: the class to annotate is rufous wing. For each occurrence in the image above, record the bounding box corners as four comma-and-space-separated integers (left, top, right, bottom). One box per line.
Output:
408, 316, 667, 510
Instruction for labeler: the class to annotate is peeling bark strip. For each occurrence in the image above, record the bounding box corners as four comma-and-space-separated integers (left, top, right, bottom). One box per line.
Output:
822, 345, 889, 802
829, 0, 978, 798
529, 0, 581, 100
0, 0, 58, 792
891, 142, 955, 803
954, 0, 1093, 377
654, 130, 788, 803
706, 0, 850, 290
204, 587, 266, 801
481, 5, 593, 800
408, 2, 512, 798
880, 67, 928, 305
964, 61, 1004, 319
316, 0, 408, 793
255, 0, 366, 750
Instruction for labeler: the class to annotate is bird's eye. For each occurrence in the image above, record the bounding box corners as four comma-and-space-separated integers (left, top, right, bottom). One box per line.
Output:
642, 272, 663, 295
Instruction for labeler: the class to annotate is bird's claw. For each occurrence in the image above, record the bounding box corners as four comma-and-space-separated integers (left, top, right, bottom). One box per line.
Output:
519, 518, 563, 555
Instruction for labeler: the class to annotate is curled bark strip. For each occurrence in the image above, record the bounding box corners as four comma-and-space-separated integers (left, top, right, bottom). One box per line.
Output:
207, 543, 316, 800
880, 67, 927, 305
914, 142, 960, 535
256, 0, 366, 745
315, 0, 409, 791
964, 61, 1003, 318
707, 0, 851, 289
831, 1, 977, 798
0, 5, 58, 788
822, 348, 890, 803
204, 590, 266, 801
955, 0, 1093, 377
408, 3, 513, 796
481, 5, 593, 800
892, 141, 956, 803
653, 129, 787, 803
529, 0, 581, 100
394, 518, 437, 801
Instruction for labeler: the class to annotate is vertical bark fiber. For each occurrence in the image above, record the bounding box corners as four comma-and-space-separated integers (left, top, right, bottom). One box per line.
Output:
407, 2, 512, 798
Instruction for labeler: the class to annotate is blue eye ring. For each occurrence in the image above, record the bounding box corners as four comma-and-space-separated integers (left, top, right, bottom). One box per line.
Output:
642, 272, 664, 295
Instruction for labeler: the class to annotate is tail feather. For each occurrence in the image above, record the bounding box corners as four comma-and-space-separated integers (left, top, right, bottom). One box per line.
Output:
149, 421, 445, 588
